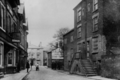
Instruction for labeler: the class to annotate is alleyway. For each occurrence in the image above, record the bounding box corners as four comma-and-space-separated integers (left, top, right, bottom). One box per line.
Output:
23, 66, 94, 80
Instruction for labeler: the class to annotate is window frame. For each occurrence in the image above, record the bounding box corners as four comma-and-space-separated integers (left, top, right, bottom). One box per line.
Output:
77, 42, 81, 52
87, 3, 91, 12
64, 39, 67, 44
77, 7, 82, 22
77, 26, 82, 38
7, 52, 13, 66
13, 49, 16, 66
82, 8, 84, 16
0, 41, 4, 67
70, 36, 74, 42
93, 0, 98, 11
93, 16, 99, 32
92, 36, 99, 53
0, 1, 5, 32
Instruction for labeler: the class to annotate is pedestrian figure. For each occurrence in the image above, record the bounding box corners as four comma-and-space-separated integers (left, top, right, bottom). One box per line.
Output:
26, 60, 30, 73
97, 60, 101, 75
17, 61, 20, 72
30, 60, 33, 70
36, 63, 39, 71
68, 61, 71, 71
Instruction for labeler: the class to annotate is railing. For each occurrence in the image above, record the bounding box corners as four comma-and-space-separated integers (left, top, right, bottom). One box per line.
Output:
69, 52, 76, 73
88, 59, 96, 72
81, 59, 88, 76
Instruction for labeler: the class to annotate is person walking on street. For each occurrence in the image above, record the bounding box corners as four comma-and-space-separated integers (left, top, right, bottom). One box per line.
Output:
26, 60, 30, 73
30, 60, 33, 70
36, 63, 39, 71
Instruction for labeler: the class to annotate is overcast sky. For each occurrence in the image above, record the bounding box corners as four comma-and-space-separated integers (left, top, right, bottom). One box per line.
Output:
20, 0, 81, 47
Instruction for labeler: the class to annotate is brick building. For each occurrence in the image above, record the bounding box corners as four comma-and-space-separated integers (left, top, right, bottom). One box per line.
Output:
63, 0, 117, 75
0, 0, 28, 76
63, 29, 75, 71
73, 0, 105, 62
63, 0, 120, 76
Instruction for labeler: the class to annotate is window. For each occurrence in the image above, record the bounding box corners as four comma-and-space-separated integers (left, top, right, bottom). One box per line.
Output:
70, 36, 74, 42
93, 0, 98, 11
82, 8, 84, 16
77, 27, 81, 38
77, 7, 82, 22
93, 16, 98, 31
88, 3, 91, 12
11, 20, 14, 33
7, 15, 11, 33
0, 2, 5, 31
8, 52, 13, 66
37, 54, 40, 56
0, 6, 4, 29
0, 41, 4, 67
64, 39, 67, 44
92, 37, 99, 53
31, 53, 33, 57
77, 43, 81, 52
8, 16, 12, 32
7, 49, 17, 66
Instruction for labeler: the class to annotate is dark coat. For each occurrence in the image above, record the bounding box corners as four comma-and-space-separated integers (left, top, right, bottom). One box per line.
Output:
26, 61, 30, 68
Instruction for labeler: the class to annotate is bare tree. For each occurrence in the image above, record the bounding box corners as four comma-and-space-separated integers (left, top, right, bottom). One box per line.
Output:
103, 0, 120, 55
53, 27, 70, 41
53, 27, 70, 55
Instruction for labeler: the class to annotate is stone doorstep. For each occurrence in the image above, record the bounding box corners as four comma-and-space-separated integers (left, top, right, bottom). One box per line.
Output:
0, 72, 4, 78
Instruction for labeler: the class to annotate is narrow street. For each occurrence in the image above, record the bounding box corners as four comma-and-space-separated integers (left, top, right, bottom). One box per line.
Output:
23, 66, 94, 80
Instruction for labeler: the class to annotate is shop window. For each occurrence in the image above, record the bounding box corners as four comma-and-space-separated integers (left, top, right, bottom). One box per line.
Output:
13, 50, 16, 66
8, 52, 13, 66
77, 43, 81, 52
7, 49, 16, 66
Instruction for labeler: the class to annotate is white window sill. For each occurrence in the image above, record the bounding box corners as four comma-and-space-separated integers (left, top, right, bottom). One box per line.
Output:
0, 27, 6, 32
0, 65, 4, 68
7, 64, 13, 67
92, 9, 98, 13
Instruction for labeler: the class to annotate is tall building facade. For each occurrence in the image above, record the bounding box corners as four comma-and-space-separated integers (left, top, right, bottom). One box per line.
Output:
63, 0, 120, 76
74, 0, 105, 63
0, 0, 28, 76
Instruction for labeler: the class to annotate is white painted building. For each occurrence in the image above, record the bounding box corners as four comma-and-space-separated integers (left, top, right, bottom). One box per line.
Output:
27, 43, 44, 66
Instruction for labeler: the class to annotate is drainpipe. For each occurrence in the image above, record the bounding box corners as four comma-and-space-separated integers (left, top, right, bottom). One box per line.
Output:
85, 0, 88, 59
4, 0, 7, 74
